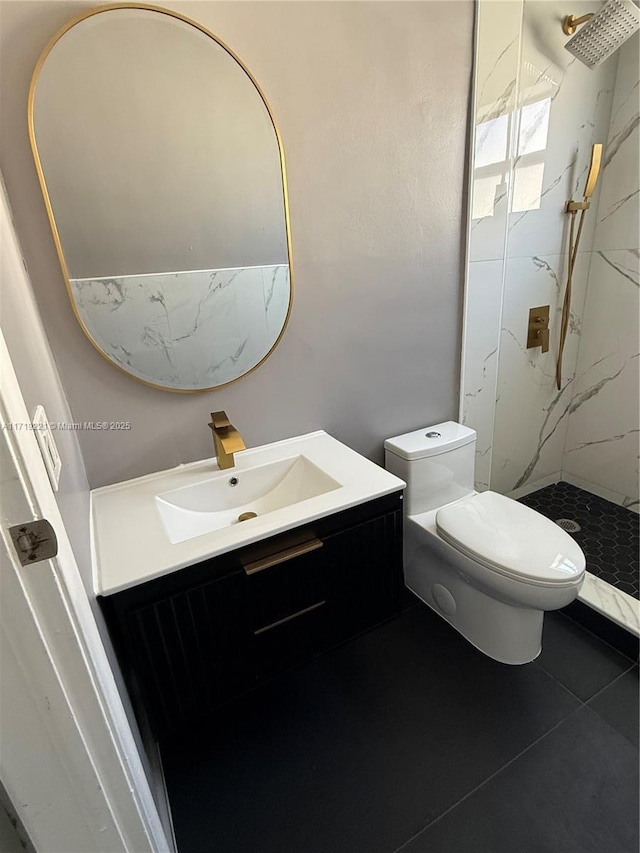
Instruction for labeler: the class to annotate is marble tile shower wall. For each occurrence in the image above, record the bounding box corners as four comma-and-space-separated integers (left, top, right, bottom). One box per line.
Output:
70, 264, 289, 390
462, 0, 637, 502
563, 34, 639, 511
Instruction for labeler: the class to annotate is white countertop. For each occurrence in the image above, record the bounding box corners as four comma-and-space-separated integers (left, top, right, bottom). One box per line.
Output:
92, 431, 405, 595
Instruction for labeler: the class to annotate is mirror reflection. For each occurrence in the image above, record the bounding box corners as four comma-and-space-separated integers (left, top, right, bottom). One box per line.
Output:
30, 5, 292, 391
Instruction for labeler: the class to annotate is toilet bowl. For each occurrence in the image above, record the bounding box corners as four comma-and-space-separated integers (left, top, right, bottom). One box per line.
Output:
384, 422, 585, 664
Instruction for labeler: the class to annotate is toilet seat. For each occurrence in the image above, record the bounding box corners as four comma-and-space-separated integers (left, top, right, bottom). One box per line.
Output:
435, 491, 585, 586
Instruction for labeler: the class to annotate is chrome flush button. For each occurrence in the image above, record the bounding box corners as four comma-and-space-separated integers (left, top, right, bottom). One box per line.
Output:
425, 431, 441, 438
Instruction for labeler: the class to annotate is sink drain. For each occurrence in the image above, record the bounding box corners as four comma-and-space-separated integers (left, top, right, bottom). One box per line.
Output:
237, 511, 257, 522
555, 518, 581, 533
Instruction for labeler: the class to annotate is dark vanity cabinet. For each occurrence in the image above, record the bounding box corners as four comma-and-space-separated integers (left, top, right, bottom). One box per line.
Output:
99, 492, 403, 738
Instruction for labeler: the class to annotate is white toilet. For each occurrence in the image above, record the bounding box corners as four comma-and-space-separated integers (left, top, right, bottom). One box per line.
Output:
384, 421, 585, 665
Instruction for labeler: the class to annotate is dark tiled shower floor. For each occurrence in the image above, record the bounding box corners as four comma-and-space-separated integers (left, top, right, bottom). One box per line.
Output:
518, 481, 639, 599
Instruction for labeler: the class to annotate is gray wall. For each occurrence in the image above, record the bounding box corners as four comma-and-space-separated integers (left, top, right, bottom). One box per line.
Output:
33, 8, 287, 277
0, 0, 474, 489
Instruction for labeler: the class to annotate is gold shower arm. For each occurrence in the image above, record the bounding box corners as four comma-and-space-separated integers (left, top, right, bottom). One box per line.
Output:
562, 13, 594, 36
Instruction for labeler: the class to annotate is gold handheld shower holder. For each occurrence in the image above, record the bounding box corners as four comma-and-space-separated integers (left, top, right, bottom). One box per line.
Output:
556, 143, 603, 390
566, 200, 590, 211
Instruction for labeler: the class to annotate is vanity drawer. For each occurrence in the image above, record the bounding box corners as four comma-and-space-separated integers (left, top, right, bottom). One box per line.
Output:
252, 597, 329, 681
241, 534, 326, 632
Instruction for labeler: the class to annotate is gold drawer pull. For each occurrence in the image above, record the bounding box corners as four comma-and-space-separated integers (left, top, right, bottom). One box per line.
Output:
254, 600, 326, 635
242, 537, 323, 575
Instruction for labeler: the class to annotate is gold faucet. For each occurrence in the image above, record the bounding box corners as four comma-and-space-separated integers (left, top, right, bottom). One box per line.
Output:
208, 411, 246, 469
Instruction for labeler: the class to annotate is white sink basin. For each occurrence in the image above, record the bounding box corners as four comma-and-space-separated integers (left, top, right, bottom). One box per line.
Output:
155, 455, 341, 544
92, 430, 406, 595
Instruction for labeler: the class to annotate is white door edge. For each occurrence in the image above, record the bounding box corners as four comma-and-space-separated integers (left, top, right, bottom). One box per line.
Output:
0, 326, 171, 852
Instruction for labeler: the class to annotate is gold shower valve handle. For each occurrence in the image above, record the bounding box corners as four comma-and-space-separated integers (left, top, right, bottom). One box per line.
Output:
527, 305, 550, 353
538, 327, 550, 353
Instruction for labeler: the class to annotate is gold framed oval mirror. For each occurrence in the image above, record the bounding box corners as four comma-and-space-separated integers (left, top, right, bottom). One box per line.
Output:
29, 3, 292, 393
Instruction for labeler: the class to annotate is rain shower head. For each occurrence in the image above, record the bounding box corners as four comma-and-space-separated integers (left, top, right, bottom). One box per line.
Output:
562, 0, 640, 68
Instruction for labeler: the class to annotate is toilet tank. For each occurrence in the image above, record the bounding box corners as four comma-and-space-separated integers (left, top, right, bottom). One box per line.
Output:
384, 421, 476, 515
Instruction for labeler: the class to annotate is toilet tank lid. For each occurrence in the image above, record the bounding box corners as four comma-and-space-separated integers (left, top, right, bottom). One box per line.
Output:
384, 421, 476, 460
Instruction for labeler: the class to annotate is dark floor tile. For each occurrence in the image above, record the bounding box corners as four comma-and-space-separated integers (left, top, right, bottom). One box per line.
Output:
588, 666, 639, 747
535, 611, 634, 700
400, 706, 639, 853
161, 606, 579, 853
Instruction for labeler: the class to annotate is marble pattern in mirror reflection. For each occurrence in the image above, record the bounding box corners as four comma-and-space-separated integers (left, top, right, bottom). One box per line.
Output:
70, 265, 289, 390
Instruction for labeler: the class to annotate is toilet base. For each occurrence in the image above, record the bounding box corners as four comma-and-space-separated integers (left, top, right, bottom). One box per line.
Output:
405, 541, 544, 665
407, 581, 543, 665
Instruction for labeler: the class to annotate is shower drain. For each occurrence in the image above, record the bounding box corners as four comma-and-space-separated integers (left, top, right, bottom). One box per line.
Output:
555, 518, 581, 533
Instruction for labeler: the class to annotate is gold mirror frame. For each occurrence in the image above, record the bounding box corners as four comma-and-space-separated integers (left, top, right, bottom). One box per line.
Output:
28, 2, 293, 394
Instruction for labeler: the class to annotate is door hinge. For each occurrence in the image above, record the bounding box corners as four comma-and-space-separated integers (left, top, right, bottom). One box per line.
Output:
9, 519, 58, 566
